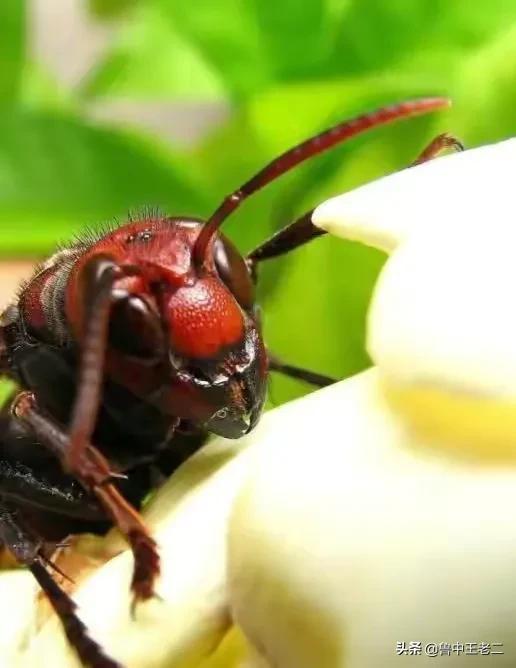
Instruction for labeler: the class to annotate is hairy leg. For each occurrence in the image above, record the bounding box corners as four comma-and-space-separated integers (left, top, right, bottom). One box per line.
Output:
13, 392, 159, 604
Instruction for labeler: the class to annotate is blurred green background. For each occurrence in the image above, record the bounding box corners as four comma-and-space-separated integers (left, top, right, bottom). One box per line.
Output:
2, 0, 516, 405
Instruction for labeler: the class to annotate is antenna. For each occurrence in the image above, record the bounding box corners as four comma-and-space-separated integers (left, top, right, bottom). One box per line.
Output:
193, 97, 450, 267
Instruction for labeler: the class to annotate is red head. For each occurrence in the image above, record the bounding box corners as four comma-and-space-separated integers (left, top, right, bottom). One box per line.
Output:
64, 217, 267, 438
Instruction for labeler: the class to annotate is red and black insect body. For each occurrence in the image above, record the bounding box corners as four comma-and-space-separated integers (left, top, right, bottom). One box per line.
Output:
0, 98, 460, 668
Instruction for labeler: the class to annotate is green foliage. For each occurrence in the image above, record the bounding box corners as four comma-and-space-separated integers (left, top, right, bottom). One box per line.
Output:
0, 0, 25, 100
3, 0, 516, 404
88, 0, 142, 20
82, 5, 227, 99
84, 0, 516, 99
0, 109, 206, 254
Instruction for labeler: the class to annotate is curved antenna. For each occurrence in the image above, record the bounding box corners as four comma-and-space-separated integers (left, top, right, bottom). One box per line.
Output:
193, 96, 450, 267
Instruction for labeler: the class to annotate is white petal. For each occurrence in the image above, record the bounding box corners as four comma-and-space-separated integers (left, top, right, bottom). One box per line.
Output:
368, 225, 516, 398
0, 571, 38, 664
229, 371, 516, 667
228, 139, 516, 665
312, 138, 516, 252
314, 138, 516, 451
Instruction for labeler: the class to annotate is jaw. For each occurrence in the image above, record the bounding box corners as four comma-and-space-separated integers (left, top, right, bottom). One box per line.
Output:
105, 319, 268, 439
178, 320, 268, 440
205, 358, 269, 442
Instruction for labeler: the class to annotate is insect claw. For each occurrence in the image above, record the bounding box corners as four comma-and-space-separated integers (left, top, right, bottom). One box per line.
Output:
130, 589, 164, 620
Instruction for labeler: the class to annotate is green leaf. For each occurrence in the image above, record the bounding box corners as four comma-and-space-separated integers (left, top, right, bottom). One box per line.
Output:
0, 109, 207, 255
249, 0, 335, 81
0, 0, 26, 101
82, 5, 226, 100
20, 61, 75, 111
150, 0, 272, 98
83, 0, 516, 101
452, 23, 516, 144
88, 0, 142, 20
326, 0, 516, 77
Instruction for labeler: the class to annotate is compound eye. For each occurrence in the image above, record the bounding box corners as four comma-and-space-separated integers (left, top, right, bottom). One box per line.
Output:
214, 236, 255, 310
109, 295, 164, 359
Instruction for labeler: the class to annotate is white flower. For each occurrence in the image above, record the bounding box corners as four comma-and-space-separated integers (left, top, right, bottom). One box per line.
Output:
230, 139, 516, 667
4, 139, 516, 667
